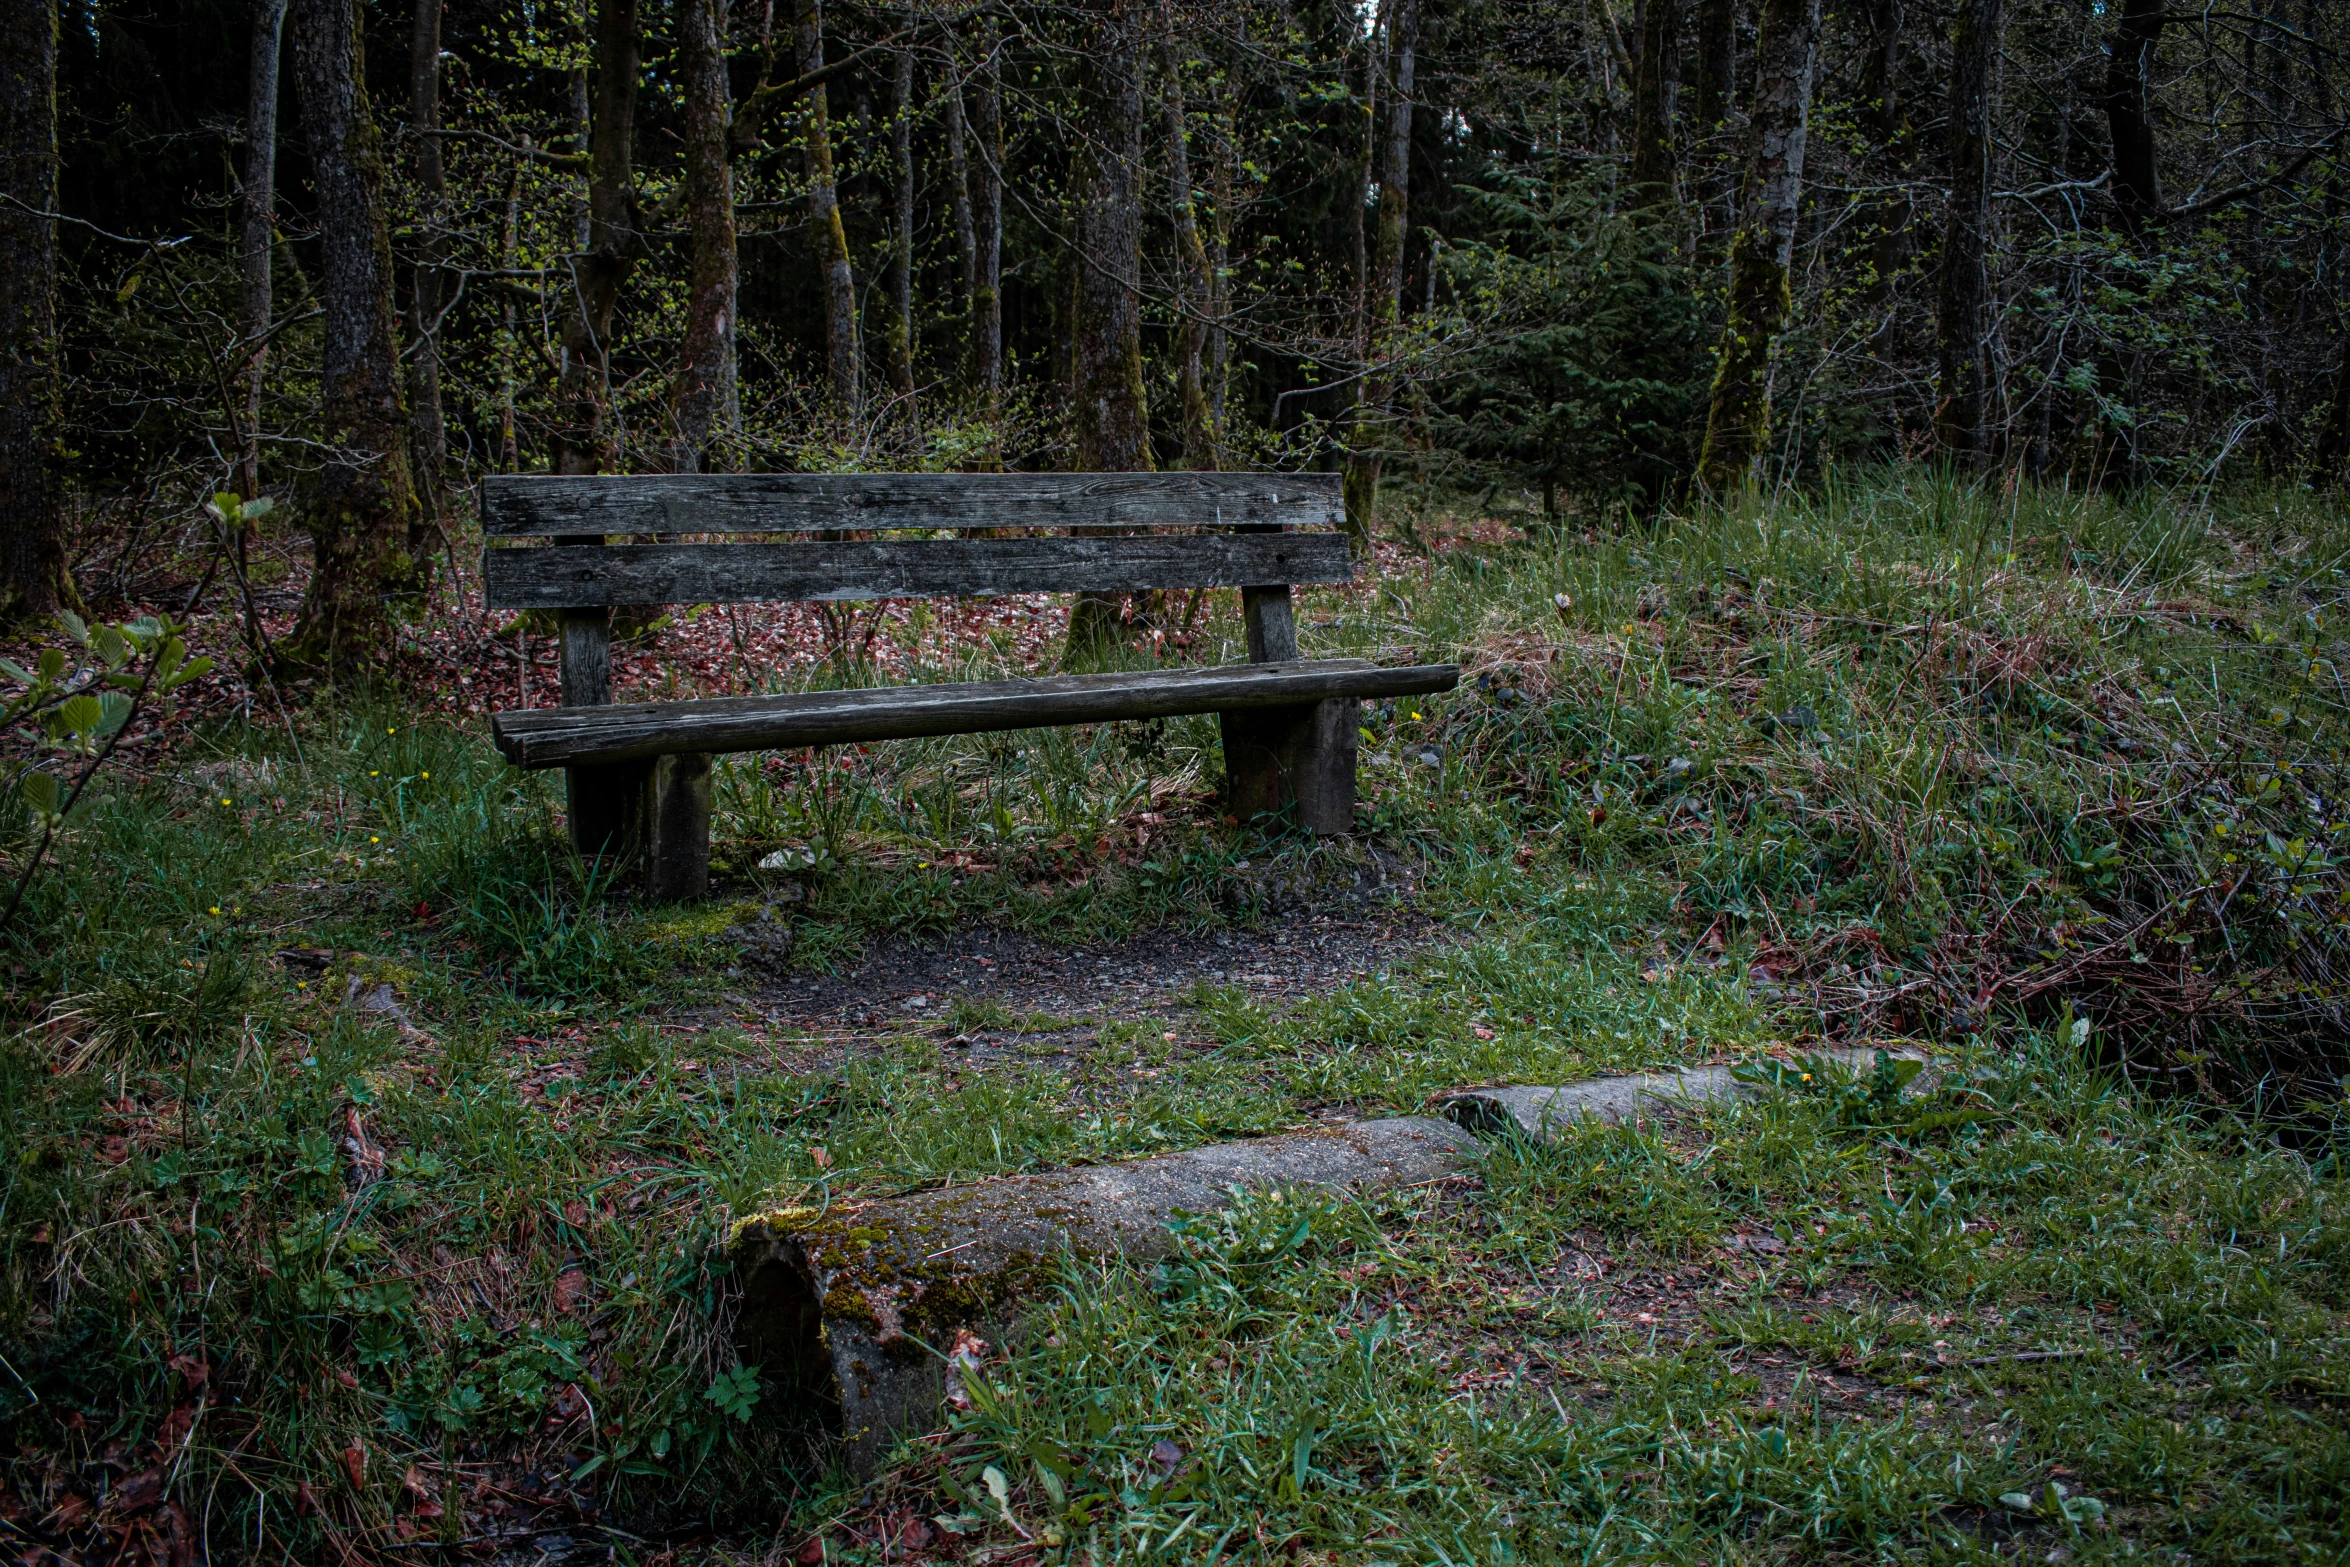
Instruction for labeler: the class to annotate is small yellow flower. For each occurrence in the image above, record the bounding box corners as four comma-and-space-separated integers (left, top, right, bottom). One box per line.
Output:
419, 771, 429, 780
370, 770, 379, 778
220, 797, 232, 806
297, 980, 308, 989
1410, 711, 1423, 720
370, 835, 381, 844
387, 726, 397, 735
1799, 1072, 1812, 1082
208, 906, 221, 916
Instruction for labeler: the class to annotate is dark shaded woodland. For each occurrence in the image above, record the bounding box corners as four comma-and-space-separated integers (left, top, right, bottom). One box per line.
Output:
0, 0, 2343, 647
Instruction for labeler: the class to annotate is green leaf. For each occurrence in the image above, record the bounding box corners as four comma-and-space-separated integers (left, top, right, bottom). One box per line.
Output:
0, 659, 33, 685
55, 694, 102, 739
243, 496, 275, 520
36, 649, 66, 681
20, 771, 61, 816
165, 656, 214, 690
92, 624, 127, 668
56, 610, 87, 645
96, 693, 133, 736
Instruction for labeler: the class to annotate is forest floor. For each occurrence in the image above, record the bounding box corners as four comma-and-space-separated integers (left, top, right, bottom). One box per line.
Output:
5, 472, 2350, 1565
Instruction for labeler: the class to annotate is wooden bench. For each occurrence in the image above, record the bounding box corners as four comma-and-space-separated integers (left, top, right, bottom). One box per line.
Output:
479, 472, 1459, 900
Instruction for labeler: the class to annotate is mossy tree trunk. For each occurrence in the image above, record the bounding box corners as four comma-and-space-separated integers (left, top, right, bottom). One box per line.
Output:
969, 18, 1004, 421
1694, 0, 1822, 497
0, 0, 76, 624
670, 0, 739, 473
285, 0, 423, 670
1692, 0, 1735, 129
554, 0, 640, 477
798, 0, 860, 417
1341, 0, 1417, 551
1066, 0, 1153, 657
1934, 0, 2003, 467
1629, 0, 1684, 205
408, 0, 447, 524
1858, 0, 1914, 348
1163, 27, 1217, 471
238, 0, 288, 502
884, 47, 916, 401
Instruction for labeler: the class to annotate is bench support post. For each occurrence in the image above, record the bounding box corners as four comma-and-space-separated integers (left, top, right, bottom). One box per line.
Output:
1223, 583, 1354, 833
559, 603, 649, 860
1220, 698, 1357, 833
643, 751, 713, 902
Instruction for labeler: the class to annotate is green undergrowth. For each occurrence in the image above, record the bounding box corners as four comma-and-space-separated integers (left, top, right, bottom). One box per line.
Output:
920, 1038, 2350, 1564
4, 471, 2349, 1559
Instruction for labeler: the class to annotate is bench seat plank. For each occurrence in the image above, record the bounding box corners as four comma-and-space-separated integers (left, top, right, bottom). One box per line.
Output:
484, 533, 1354, 610
481, 470, 1340, 537
492, 658, 1459, 768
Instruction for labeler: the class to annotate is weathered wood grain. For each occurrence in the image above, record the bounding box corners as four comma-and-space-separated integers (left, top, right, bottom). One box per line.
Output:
481, 533, 1355, 609
491, 659, 1459, 768
480, 470, 1343, 537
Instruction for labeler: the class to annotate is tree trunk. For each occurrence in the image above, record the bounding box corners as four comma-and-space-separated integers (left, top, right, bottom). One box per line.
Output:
2104, 0, 2167, 241
1693, 0, 1734, 128
671, 0, 739, 473
0, 0, 73, 623
554, 0, 640, 476
1629, 0, 1684, 203
497, 146, 523, 471
970, 18, 1004, 412
1934, 0, 2002, 466
1694, 0, 1823, 495
942, 47, 976, 312
284, 0, 422, 669
1067, 0, 1153, 655
886, 46, 916, 399
239, 0, 288, 502
1163, 28, 1216, 470
1207, 104, 1233, 437
1342, 0, 1417, 548
798, 0, 860, 416
409, 0, 447, 522
1859, 0, 1913, 338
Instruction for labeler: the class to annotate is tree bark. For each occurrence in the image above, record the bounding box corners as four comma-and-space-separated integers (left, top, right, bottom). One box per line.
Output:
2104, 0, 2167, 240
1342, 0, 1417, 548
671, 0, 739, 473
942, 46, 976, 311
798, 0, 860, 415
1629, 0, 1684, 203
409, 0, 447, 521
1067, 0, 1154, 654
969, 18, 1005, 412
0, 0, 75, 622
1693, 0, 1734, 128
555, 0, 641, 476
886, 45, 917, 399
239, 0, 288, 501
1934, 0, 2002, 466
1163, 25, 1216, 470
1859, 0, 1913, 337
497, 146, 523, 471
286, 0, 424, 669
1694, 0, 1823, 495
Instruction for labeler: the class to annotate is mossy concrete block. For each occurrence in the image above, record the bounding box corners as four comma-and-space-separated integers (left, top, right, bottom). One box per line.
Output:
1438, 1046, 1927, 1139
729, 1115, 1476, 1473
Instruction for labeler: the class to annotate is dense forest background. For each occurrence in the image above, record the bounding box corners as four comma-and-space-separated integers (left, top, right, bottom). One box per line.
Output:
0, 0, 2346, 656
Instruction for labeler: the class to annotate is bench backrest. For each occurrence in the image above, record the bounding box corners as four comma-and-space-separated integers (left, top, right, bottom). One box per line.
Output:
480, 472, 1347, 612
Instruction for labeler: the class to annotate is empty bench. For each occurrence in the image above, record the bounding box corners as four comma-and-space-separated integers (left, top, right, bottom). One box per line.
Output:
480, 472, 1460, 899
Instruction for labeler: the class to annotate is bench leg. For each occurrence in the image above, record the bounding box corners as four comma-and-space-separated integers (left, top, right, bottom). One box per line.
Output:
1220, 697, 1357, 835
642, 751, 713, 902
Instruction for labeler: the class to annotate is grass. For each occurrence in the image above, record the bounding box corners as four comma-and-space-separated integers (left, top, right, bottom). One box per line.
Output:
2, 468, 2348, 1561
